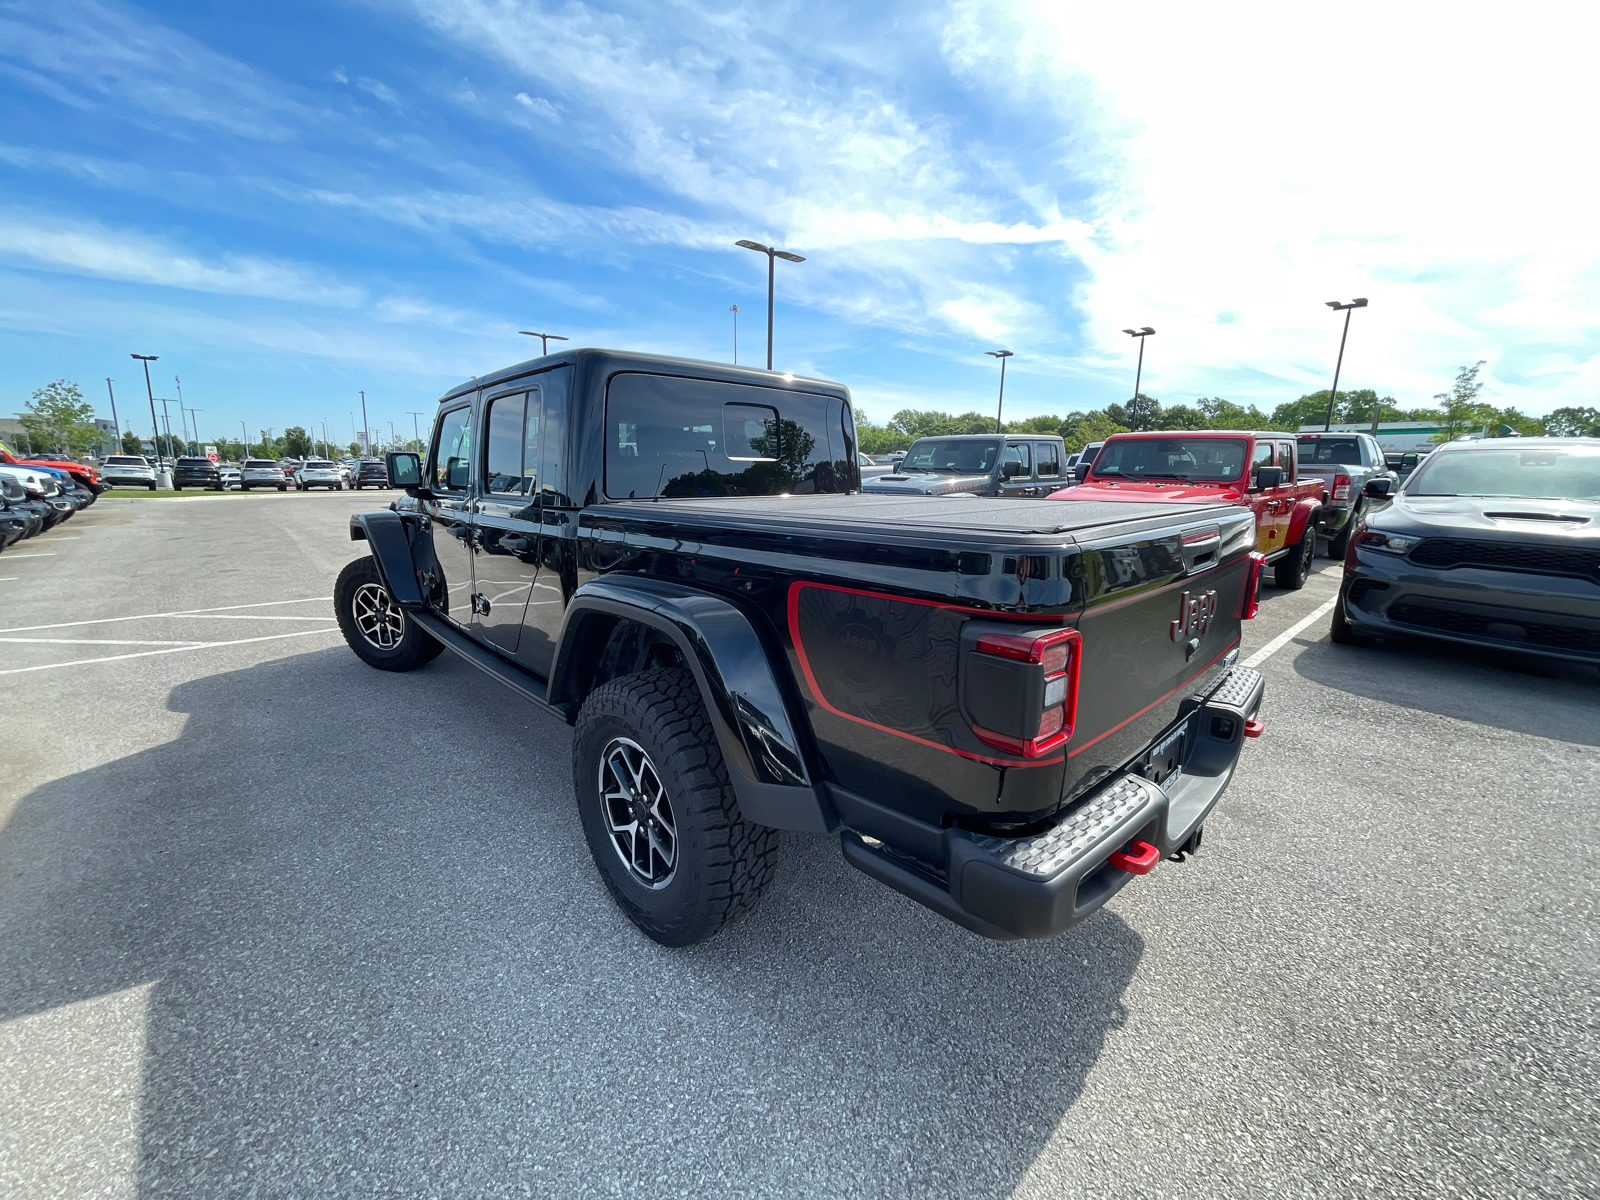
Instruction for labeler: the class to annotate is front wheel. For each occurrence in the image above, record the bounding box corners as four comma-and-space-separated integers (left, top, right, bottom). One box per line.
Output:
573, 668, 778, 946
334, 556, 443, 672
1274, 527, 1316, 590
1330, 594, 1377, 647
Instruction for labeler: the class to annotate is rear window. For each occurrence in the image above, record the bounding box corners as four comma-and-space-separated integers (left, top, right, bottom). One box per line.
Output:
604, 374, 852, 499
244, 460, 278, 468
306, 461, 336, 469
1297, 436, 1363, 465
106, 456, 147, 465
1406, 445, 1600, 501
176, 458, 211, 466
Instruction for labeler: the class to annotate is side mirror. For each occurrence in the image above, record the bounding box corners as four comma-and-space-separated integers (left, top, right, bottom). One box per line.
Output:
1253, 466, 1284, 491
387, 451, 422, 491
1001, 460, 1023, 479
1363, 477, 1394, 498
1070, 462, 1090, 483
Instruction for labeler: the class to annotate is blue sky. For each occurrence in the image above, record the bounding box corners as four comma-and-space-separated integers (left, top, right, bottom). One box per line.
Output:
2, 0, 1595, 447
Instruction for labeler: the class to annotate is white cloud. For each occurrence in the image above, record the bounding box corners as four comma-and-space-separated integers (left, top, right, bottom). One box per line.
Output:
513, 91, 558, 120
357, 76, 402, 110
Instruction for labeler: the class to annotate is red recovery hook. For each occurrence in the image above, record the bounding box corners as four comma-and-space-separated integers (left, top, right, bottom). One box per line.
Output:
1109, 840, 1161, 875
1244, 718, 1265, 738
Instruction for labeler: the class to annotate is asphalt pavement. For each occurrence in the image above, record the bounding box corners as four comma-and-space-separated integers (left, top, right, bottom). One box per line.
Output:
1, 492, 1595, 1198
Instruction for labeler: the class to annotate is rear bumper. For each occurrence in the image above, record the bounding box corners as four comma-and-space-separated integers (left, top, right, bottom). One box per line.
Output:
1314, 502, 1355, 535
838, 664, 1265, 939
1342, 554, 1600, 663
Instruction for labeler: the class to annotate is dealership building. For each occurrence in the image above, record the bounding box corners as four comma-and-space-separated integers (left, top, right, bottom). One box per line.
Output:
1298, 420, 1446, 452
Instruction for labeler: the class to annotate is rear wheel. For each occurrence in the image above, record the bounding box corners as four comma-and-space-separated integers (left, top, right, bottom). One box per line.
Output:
334, 556, 443, 671
1274, 526, 1316, 589
147, 483, 157, 491
277, 483, 286, 492
573, 667, 778, 946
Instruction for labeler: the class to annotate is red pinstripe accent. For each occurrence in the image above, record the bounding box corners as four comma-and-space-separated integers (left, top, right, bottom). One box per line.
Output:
1066, 637, 1240, 757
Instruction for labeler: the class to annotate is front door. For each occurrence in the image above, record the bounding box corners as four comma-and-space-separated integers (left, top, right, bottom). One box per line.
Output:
1247, 439, 1278, 555
999, 441, 1034, 497
424, 403, 476, 625
471, 387, 543, 655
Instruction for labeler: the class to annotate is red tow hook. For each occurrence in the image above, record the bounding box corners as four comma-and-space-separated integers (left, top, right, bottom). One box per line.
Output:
1109, 840, 1161, 875
1243, 718, 1265, 739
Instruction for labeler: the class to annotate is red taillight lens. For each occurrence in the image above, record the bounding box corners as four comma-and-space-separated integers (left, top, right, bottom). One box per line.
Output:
970, 628, 1080, 758
1332, 474, 1351, 501
1242, 552, 1265, 620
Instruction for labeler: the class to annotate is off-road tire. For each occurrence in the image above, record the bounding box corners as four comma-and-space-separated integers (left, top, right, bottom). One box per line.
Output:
573, 667, 778, 946
334, 555, 443, 671
1330, 594, 1376, 647
1274, 527, 1316, 590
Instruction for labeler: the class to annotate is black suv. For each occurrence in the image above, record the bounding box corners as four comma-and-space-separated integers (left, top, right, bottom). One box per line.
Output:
335, 349, 1266, 946
172, 456, 223, 491
352, 459, 388, 489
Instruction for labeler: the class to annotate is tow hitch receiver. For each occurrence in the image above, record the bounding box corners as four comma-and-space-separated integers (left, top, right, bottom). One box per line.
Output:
1109, 840, 1161, 875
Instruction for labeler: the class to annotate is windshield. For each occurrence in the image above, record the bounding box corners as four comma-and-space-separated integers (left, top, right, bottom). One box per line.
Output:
1405, 445, 1600, 500
1092, 437, 1247, 481
1298, 437, 1363, 466
902, 439, 1000, 474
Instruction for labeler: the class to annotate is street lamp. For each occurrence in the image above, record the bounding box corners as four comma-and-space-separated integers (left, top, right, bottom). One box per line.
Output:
519, 331, 569, 356
985, 350, 1014, 432
1121, 327, 1156, 406
729, 305, 740, 365
407, 411, 425, 450
130, 354, 168, 483
359, 390, 370, 455
1322, 298, 1369, 432
735, 240, 805, 370
105, 378, 121, 449
189, 409, 204, 455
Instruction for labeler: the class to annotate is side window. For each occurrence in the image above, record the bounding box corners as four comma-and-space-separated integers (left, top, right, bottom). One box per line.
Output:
1035, 442, 1060, 478
1003, 442, 1032, 478
1276, 442, 1295, 483
483, 392, 526, 494
522, 386, 541, 496
1249, 440, 1275, 488
539, 373, 568, 506
431, 406, 472, 491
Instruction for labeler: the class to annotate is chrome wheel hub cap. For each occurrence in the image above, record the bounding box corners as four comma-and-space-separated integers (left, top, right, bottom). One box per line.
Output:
599, 737, 677, 889
352, 582, 404, 650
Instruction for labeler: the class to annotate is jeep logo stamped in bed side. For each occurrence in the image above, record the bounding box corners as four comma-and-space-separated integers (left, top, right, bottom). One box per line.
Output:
1170, 589, 1218, 642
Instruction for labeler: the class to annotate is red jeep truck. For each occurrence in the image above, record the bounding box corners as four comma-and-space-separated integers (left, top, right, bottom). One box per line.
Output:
0, 441, 104, 495
1051, 430, 1327, 589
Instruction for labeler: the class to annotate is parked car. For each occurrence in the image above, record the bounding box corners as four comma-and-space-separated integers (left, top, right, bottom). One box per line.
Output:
1383, 449, 1430, 481
172, 456, 224, 491
857, 451, 896, 480
1050, 430, 1327, 590
863, 434, 1068, 498
240, 459, 288, 491
339, 457, 360, 484
351, 459, 389, 489
0, 476, 47, 539
1296, 432, 1398, 558
0, 465, 74, 529
0, 441, 103, 495
217, 463, 242, 489
100, 454, 158, 490
1332, 438, 1600, 661
295, 459, 346, 490
334, 348, 1267, 947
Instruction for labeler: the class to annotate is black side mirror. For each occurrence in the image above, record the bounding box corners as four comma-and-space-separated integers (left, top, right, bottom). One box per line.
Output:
1363, 477, 1394, 498
1070, 462, 1090, 483
1253, 466, 1284, 491
387, 451, 422, 491
1002, 460, 1023, 479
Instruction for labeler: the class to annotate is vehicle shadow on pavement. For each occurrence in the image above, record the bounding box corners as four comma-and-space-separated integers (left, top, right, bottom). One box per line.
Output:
0, 647, 1143, 1199
1292, 632, 1600, 746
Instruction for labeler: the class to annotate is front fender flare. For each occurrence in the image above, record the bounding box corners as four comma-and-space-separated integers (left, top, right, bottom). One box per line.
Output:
550, 576, 835, 834
348, 510, 425, 606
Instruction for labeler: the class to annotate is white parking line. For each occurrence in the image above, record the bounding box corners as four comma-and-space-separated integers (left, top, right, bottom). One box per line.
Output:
2, 553, 56, 559
0, 596, 332, 635
1243, 598, 1339, 669
0, 627, 341, 676
0, 637, 205, 646
176, 613, 336, 622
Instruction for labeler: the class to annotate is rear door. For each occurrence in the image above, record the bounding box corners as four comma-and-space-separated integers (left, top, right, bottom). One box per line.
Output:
1034, 440, 1062, 496
998, 441, 1034, 497
471, 385, 543, 654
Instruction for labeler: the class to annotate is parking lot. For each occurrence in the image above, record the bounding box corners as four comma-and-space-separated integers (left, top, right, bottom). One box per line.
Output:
1, 492, 1596, 1198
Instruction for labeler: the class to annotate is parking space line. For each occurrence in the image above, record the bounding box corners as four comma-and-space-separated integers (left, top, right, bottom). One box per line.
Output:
0, 637, 206, 646
176, 614, 336, 622
0, 596, 333, 635
1243, 597, 1339, 668
0, 627, 341, 676
2, 553, 56, 559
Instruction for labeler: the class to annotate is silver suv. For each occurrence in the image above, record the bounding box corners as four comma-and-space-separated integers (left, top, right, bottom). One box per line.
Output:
101, 455, 157, 490
295, 460, 346, 490
240, 459, 287, 491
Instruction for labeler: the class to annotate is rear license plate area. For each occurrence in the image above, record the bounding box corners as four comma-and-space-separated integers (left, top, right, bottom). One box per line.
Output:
1138, 719, 1189, 791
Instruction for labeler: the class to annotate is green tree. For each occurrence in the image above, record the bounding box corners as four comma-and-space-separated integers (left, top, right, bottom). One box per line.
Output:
120, 430, 145, 455
1195, 397, 1287, 430
348, 440, 362, 456
282, 426, 313, 457
1057, 410, 1128, 452
1432, 361, 1490, 442
1005, 414, 1065, 434
1271, 388, 1401, 430
1104, 393, 1162, 431
20, 379, 100, 455
1543, 406, 1600, 437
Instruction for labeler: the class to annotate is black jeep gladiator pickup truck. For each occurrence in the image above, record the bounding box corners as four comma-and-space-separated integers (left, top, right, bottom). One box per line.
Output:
335, 349, 1267, 946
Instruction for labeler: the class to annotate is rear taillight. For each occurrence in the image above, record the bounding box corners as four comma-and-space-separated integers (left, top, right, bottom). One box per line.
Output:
1242, 552, 1265, 619
1332, 474, 1351, 501
968, 627, 1080, 758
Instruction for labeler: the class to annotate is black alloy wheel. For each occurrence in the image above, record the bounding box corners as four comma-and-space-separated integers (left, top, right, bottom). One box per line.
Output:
334, 555, 443, 671
573, 667, 777, 946
1274, 526, 1316, 590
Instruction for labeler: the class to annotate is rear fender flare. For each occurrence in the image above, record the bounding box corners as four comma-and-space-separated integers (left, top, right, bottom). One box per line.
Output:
348, 510, 427, 606
1286, 499, 1322, 545
550, 576, 834, 833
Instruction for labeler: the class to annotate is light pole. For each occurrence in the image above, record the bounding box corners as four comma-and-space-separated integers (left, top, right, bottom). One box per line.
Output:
189, 409, 204, 455
986, 350, 1014, 432
130, 354, 168, 484
175, 376, 188, 447
156, 399, 178, 462
240, 420, 249, 458
735, 239, 805, 370
359, 390, 370, 455
518, 330, 569, 357
105, 378, 121, 450
729, 305, 739, 365
1322, 298, 1369, 431
407, 411, 425, 450
1121, 327, 1155, 410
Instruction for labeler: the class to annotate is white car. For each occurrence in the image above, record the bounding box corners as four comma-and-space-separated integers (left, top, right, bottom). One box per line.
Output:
295, 459, 346, 490
240, 459, 288, 491
100, 455, 158, 490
